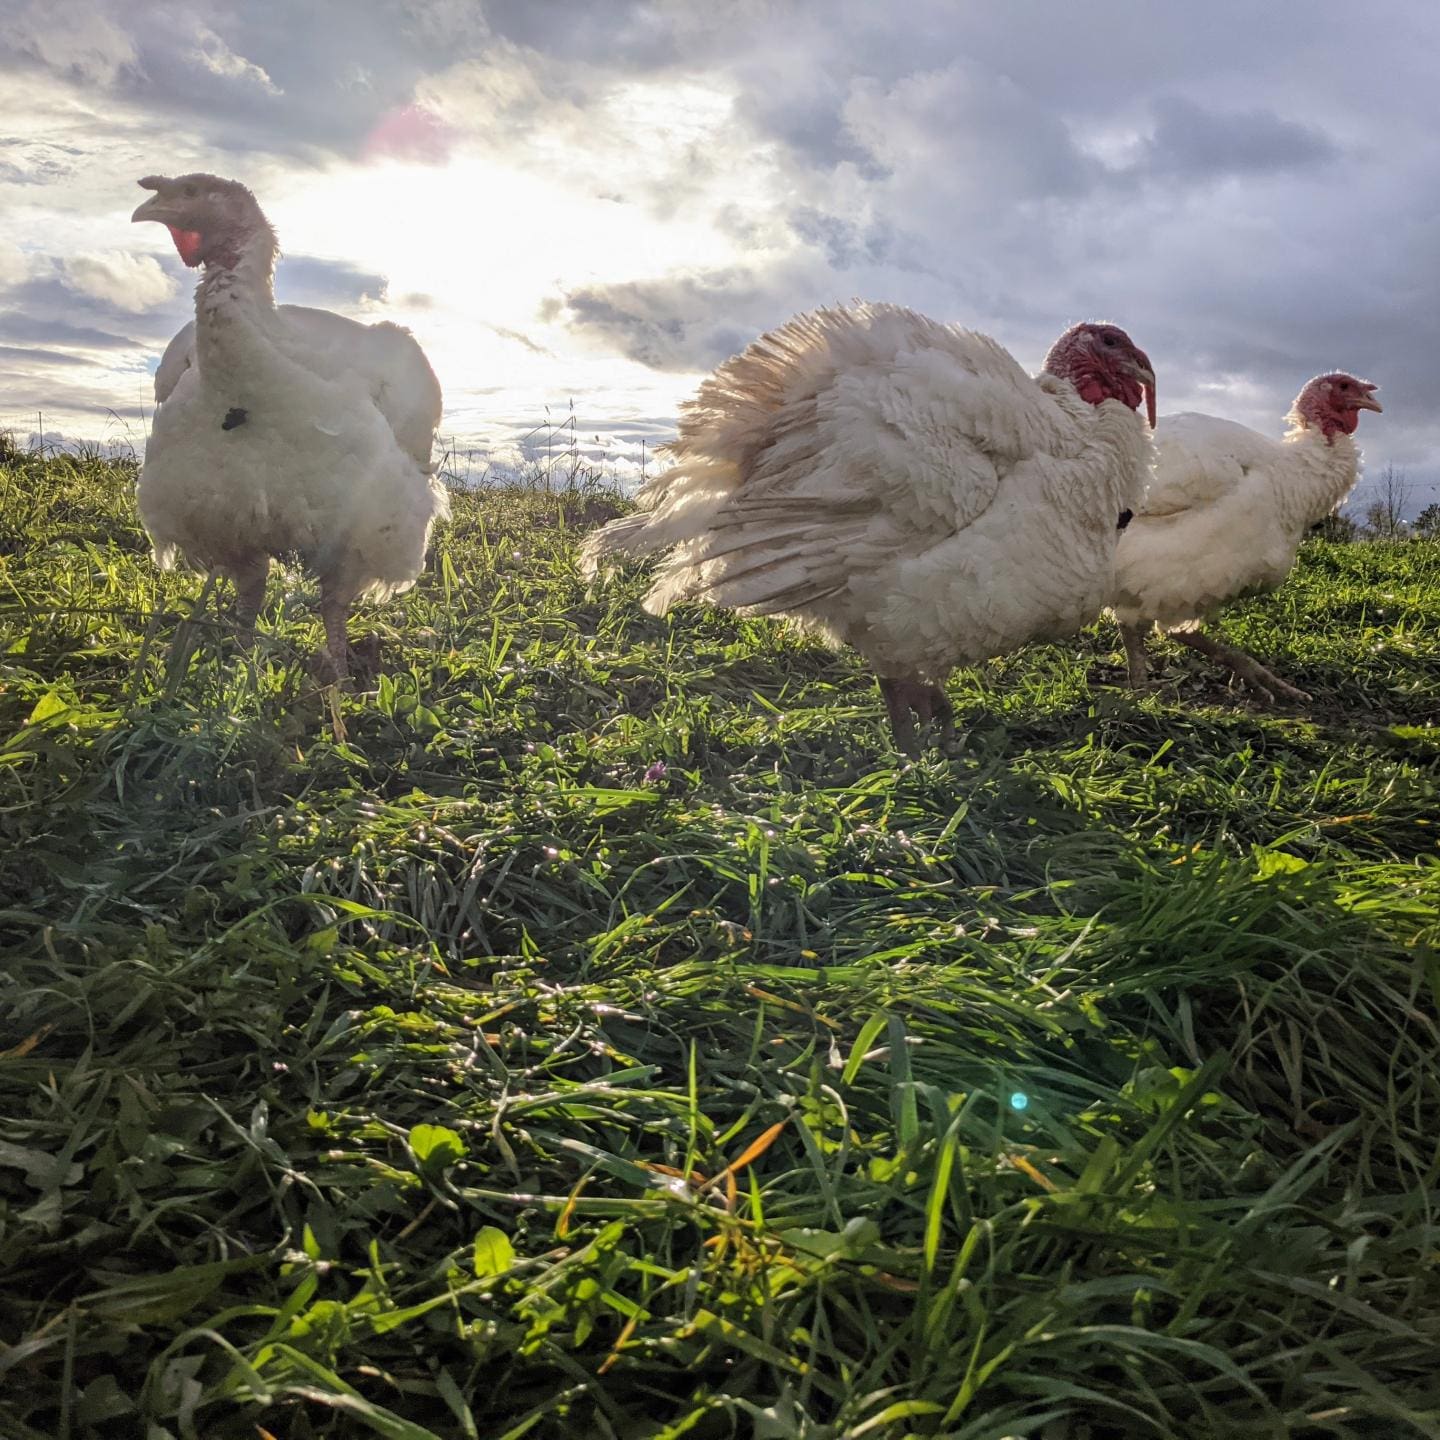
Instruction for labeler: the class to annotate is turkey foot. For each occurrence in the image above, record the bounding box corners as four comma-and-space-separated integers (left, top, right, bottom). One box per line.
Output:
1170, 628, 1311, 705
878, 677, 957, 757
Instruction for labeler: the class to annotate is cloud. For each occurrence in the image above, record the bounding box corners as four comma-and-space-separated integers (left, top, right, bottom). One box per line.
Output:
842, 63, 1098, 205
61, 252, 179, 313
486, 324, 555, 358
1, 0, 1438, 499
1136, 98, 1338, 180
414, 45, 586, 149
8, 0, 137, 85
0, 345, 88, 367
0, 139, 89, 188
188, 25, 282, 96
0, 244, 28, 289
0, 313, 145, 350
0, 360, 153, 430
274, 255, 389, 308
389, 0, 493, 50
789, 210, 892, 271
553, 269, 789, 372
1, 0, 437, 159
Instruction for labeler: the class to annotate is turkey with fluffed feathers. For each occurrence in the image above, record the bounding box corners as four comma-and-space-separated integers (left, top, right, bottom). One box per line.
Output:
1111, 372, 1381, 703
582, 303, 1157, 754
132, 172, 448, 681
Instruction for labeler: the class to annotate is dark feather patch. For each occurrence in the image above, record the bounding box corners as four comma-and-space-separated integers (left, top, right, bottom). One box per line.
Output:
1116, 508, 1133, 531
222, 407, 248, 431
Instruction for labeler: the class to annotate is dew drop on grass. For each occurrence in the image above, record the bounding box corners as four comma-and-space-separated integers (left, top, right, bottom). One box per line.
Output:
1010, 1092, 1029, 1112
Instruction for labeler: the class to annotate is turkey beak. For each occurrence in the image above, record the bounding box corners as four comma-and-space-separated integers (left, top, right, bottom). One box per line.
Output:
1126, 349, 1158, 429
131, 176, 173, 224
1355, 386, 1383, 414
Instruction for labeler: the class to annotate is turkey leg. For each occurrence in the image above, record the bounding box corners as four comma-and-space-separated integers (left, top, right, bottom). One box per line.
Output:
877, 677, 957, 756
318, 591, 353, 685
1169, 628, 1311, 705
928, 683, 957, 746
230, 560, 268, 643
1120, 622, 1151, 687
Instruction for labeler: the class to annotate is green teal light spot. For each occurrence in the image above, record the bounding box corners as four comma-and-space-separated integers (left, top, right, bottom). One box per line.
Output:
1009, 1091, 1029, 1111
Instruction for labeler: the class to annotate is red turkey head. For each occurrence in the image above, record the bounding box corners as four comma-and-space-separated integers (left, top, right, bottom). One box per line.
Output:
1043, 322, 1157, 428
1293, 373, 1382, 441
131, 173, 271, 268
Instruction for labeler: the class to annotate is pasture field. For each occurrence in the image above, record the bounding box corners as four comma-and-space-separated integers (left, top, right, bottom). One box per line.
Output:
2, 447, 1439, 1439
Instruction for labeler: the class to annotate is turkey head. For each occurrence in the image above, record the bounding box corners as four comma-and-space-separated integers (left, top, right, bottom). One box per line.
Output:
1043, 322, 1157, 428
1293, 373, 1382, 441
131, 173, 271, 269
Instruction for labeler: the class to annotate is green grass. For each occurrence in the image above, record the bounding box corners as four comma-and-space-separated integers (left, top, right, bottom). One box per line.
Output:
2, 447, 1439, 1440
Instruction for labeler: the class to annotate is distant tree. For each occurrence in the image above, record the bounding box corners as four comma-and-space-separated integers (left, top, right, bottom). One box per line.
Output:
1310, 509, 1360, 542
1413, 502, 1440, 539
1361, 463, 1411, 539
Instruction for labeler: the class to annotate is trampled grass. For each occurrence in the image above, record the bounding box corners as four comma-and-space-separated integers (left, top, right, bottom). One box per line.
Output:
1, 447, 1438, 1439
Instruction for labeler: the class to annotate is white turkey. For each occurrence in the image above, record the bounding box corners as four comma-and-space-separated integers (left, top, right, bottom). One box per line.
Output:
581, 304, 1157, 753
131, 173, 449, 680
1110, 372, 1381, 703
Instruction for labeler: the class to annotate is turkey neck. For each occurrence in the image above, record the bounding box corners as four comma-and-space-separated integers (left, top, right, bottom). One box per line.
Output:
192, 220, 279, 382
1083, 400, 1151, 515
1274, 426, 1360, 535
1041, 381, 1152, 520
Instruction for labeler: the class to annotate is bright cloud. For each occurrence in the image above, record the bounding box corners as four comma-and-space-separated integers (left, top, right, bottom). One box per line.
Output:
0, 244, 29, 289
60, 251, 179, 312
188, 25, 282, 95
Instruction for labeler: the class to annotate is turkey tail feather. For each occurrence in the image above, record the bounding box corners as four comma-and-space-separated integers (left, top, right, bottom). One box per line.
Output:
578, 513, 655, 578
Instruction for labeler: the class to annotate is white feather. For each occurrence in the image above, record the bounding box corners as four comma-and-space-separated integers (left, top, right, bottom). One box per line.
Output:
582, 303, 1152, 683
1111, 407, 1362, 632
154, 305, 442, 474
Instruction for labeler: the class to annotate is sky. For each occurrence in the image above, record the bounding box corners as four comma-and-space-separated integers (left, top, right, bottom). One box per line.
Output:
1, 0, 1437, 509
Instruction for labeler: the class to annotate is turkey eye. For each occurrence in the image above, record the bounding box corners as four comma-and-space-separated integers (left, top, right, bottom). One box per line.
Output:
1102, 334, 1117, 347
1340, 382, 1350, 390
